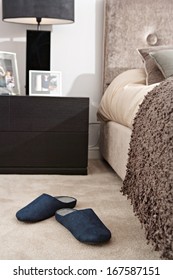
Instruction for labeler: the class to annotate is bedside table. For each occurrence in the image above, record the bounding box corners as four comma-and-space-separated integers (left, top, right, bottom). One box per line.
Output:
0, 96, 89, 174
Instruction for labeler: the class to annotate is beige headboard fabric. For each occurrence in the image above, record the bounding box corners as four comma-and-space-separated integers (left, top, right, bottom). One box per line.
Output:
103, 0, 173, 91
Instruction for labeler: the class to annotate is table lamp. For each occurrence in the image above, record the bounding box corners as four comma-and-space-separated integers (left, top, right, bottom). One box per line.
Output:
2, 0, 74, 94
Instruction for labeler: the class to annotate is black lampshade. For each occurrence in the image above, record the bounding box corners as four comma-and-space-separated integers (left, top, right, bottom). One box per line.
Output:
2, 0, 74, 25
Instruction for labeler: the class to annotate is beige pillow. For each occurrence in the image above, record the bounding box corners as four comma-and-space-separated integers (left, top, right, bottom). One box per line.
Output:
97, 69, 154, 128
137, 46, 173, 85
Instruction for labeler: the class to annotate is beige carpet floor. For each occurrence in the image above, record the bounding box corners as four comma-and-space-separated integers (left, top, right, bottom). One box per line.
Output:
0, 159, 160, 260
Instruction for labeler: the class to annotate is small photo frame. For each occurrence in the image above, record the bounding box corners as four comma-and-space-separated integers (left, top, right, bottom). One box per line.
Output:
29, 70, 62, 96
0, 51, 20, 95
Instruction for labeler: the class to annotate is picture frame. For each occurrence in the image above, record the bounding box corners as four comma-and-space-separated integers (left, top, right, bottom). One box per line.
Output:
29, 70, 62, 96
0, 51, 20, 95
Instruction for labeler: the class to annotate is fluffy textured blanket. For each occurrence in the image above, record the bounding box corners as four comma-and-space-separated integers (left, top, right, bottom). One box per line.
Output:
121, 77, 173, 259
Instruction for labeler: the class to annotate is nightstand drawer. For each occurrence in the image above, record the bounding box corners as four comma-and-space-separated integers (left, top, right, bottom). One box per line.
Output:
0, 132, 88, 168
0, 96, 89, 174
0, 97, 10, 130
9, 96, 89, 132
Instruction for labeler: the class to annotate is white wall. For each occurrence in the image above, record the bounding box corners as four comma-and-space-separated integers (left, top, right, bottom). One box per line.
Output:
0, 0, 104, 157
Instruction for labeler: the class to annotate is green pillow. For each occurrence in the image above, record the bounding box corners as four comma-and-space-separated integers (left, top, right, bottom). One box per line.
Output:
150, 49, 173, 78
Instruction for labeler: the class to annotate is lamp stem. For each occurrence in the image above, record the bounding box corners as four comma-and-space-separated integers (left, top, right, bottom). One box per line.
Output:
36, 17, 42, 30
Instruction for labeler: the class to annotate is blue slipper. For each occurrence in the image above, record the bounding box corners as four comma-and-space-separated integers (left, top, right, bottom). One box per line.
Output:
16, 194, 77, 222
55, 208, 111, 244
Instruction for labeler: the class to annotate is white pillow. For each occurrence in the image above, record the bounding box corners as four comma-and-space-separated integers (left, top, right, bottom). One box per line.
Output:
98, 69, 146, 121
97, 69, 158, 128
104, 68, 146, 98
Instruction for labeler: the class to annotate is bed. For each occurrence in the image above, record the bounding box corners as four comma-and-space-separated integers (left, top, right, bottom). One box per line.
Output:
97, 0, 173, 259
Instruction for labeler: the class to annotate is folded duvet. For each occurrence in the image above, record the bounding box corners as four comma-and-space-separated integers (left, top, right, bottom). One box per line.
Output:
97, 69, 159, 129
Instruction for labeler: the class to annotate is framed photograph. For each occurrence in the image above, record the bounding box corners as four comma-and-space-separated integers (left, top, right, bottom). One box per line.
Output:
29, 70, 62, 96
0, 51, 20, 95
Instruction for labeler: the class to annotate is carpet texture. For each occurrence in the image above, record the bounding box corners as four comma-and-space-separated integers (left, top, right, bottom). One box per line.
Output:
0, 160, 160, 260
122, 78, 173, 260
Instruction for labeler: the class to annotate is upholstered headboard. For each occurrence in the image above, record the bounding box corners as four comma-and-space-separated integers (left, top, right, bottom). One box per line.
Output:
103, 0, 173, 91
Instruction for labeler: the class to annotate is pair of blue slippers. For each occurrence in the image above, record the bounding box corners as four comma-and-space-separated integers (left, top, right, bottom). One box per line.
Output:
16, 193, 111, 244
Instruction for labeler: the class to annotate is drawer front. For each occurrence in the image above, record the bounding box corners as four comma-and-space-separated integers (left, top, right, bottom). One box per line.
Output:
10, 96, 89, 132
0, 132, 88, 168
0, 96, 10, 131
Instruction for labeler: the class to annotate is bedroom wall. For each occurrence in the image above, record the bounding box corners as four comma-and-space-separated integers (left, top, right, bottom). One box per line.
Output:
0, 0, 104, 158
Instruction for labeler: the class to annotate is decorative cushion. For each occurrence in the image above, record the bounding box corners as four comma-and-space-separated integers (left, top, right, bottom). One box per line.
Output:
137, 46, 173, 85
150, 49, 173, 78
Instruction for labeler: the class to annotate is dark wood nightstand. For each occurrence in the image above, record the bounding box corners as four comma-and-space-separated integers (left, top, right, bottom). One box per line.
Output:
0, 96, 89, 174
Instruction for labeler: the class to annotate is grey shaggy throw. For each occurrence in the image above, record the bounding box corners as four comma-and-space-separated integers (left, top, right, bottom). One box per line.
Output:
122, 77, 173, 259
